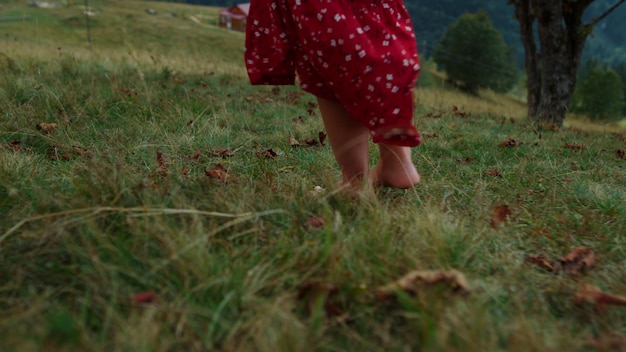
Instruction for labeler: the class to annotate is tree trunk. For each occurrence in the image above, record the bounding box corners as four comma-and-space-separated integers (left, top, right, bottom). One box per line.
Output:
510, 0, 618, 127
535, 0, 574, 126
514, 0, 540, 119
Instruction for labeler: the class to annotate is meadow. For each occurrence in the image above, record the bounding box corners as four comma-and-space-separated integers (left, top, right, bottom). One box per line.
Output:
1, 1, 626, 351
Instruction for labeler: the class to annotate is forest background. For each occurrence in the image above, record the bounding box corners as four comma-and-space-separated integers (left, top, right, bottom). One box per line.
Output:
170, 0, 626, 67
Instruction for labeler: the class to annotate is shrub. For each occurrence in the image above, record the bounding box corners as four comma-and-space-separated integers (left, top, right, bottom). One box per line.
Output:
433, 11, 518, 94
572, 61, 625, 121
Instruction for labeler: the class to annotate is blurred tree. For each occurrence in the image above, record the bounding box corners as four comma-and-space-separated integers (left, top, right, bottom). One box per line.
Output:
571, 63, 624, 121
509, 0, 625, 126
614, 60, 626, 115
433, 11, 518, 94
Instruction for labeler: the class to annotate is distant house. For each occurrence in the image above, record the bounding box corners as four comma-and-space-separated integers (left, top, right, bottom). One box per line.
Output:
218, 3, 249, 32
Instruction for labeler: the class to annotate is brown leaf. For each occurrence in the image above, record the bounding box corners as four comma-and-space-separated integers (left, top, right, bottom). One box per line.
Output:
289, 135, 301, 147
119, 87, 137, 98
452, 105, 469, 118
189, 150, 203, 161
616, 149, 625, 160
47, 146, 71, 161
132, 291, 157, 305
424, 132, 439, 138
566, 143, 586, 150
210, 148, 234, 158
304, 138, 319, 146
318, 131, 327, 146
573, 285, 626, 314
560, 246, 595, 275
457, 157, 471, 165
304, 215, 325, 230
490, 205, 512, 228
8, 140, 21, 151
562, 176, 573, 183
258, 148, 278, 159
72, 145, 92, 157
155, 150, 169, 177
485, 168, 501, 177
524, 254, 559, 272
424, 111, 444, 118
376, 270, 470, 302
36, 122, 57, 134
205, 164, 229, 182
297, 280, 344, 319
498, 138, 519, 147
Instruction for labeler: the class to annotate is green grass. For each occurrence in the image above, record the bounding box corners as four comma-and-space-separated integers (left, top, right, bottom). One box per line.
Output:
1, 1, 626, 351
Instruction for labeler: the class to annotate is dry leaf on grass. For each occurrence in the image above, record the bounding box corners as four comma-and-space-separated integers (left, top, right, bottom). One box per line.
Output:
210, 148, 235, 158
297, 280, 345, 320
72, 145, 92, 157
615, 149, 625, 160
258, 149, 279, 159
132, 291, 157, 305
318, 131, 327, 146
36, 122, 57, 134
289, 135, 301, 147
205, 164, 229, 183
485, 169, 502, 177
452, 106, 469, 118
560, 246, 595, 275
155, 150, 169, 177
498, 138, 520, 147
566, 143, 586, 150
304, 215, 326, 230
8, 140, 21, 151
525, 246, 595, 275
573, 285, 626, 314
375, 269, 470, 302
490, 205, 512, 228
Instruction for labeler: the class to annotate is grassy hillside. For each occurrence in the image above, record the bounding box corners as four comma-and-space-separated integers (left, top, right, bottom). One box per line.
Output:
1, 1, 626, 351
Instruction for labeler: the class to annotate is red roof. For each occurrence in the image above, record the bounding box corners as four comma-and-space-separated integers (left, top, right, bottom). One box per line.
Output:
219, 3, 250, 19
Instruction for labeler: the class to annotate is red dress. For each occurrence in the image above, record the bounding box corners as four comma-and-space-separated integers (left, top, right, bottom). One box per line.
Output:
245, 0, 421, 147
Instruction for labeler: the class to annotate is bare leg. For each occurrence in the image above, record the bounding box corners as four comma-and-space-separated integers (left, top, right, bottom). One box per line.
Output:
317, 97, 370, 189
372, 144, 420, 189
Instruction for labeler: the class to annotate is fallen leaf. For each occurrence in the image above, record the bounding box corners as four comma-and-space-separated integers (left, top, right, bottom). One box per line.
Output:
297, 280, 344, 319
155, 150, 169, 177
132, 291, 157, 305
271, 86, 281, 95
258, 148, 278, 159
189, 150, 203, 161
304, 215, 326, 230
8, 140, 21, 151
562, 176, 573, 183
318, 131, 327, 146
424, 132, 439, 138
376, 270, 470, 302
524, 254, 559, 272
36, 122, 57, 134
304, 138, 319, 146
490, 205, 512, 228
560, 246, 595, 275
289, 135, 301, 147
205, 164, 229, 182
485, 168, 501, 177
210, 148, 235, 158
452, 106, 469, 118
47, 146, 71, 161
119, 87, 137, 98
498, 138, 519, 147
566, 143, 586, 150
72, 145, 92, 157
573, 285, 626, 314
457, 157, 472, 165
616, 149, 625, 160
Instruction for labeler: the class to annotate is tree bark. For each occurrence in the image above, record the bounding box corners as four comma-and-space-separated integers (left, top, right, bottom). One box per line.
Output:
510, 0, 625, 126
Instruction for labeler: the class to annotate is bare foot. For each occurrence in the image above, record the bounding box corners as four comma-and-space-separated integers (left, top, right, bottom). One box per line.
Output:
372, 145, 420, 189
